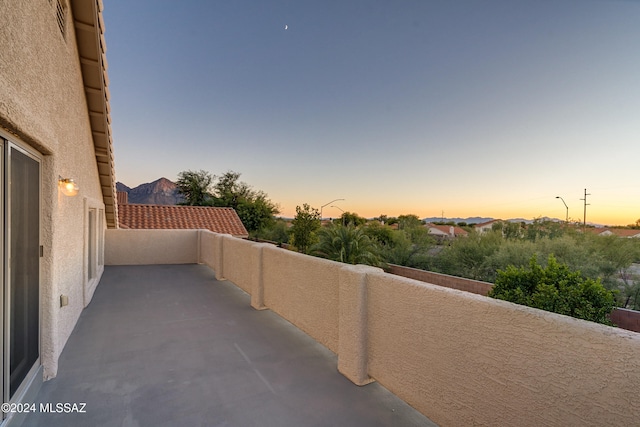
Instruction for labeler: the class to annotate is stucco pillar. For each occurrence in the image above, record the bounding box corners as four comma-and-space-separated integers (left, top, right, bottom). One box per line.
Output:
213, 234, 227, 280
338, 264, 382, 386
196, 229, 202, 264
250, 243, 267, 310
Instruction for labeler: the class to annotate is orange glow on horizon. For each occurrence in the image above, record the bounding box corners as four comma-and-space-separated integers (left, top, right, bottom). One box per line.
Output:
277, 202, 638, 227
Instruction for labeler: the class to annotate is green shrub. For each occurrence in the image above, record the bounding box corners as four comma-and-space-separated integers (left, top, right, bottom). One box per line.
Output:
489, 254, 617, 325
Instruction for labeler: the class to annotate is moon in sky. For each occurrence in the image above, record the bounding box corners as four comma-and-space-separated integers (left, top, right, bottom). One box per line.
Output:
284, 25, 288, 30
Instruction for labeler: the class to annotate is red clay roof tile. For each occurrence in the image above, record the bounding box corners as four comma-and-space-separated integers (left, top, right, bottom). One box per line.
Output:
425, 223, 469, 236
116, 191, 129, 205
118, 204, 248, 237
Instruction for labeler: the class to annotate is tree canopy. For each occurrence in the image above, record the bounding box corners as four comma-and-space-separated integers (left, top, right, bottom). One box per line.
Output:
176, 169, 279, 234
211, 171, 279, 233
489, 254, 617, 325
312, 224, 382, 267
333, 211, 367, 227
176, 170, 214, 206
290, 203, 321, 254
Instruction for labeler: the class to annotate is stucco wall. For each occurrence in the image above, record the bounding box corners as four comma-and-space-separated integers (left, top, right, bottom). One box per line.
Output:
105, 229, 199, 265
610, 307, 640, 333
199, 233, 341, 352
219, 235, 256, 294
390, 263, 640, 333
365, 272, 640, 426
199, 230, 219, 272
388, 263, 494, 295
0, 0, 107, 380
261, 245, 340, 353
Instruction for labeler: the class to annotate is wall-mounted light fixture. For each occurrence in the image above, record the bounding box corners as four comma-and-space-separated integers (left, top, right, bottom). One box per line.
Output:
59, 176, 79, 197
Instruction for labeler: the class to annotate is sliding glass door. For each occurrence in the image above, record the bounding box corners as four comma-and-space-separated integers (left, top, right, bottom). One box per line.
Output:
0, 140, 41, 411
7, 145, 40, 398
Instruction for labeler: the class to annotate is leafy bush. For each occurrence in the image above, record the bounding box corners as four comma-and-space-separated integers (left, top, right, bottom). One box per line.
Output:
311, 224, 383, 267
254, 218, 290, 244
433, 230, 503, 280
290, 203, 321, 253
430, 226, 640, 307
489, 254, 617, 325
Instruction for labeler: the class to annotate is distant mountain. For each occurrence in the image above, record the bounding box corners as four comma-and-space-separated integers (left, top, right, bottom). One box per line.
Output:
116, 177, 184, 205
115, 182, 131, 192
423, 216, 567, 225
506, 217, 564, 224
423, 217, 494, 224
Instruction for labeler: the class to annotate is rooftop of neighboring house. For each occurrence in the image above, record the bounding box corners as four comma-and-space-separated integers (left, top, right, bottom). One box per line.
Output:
588, 228, 640, 238
474, 219, 503, 229
118, 203, 249, 238
425, 223, 469, 237
609, 228, 640, 238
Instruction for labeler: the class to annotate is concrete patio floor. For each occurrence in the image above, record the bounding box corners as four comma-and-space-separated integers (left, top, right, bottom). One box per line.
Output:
21, 264, 437, 427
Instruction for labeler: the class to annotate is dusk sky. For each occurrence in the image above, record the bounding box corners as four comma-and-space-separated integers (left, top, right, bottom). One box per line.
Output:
104, 0, 640, 225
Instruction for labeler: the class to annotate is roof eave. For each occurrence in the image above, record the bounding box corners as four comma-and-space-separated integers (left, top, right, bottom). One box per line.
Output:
70, 0, 118, 228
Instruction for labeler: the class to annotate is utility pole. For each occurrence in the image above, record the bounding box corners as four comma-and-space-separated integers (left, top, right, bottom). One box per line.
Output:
580, 188, 590, 231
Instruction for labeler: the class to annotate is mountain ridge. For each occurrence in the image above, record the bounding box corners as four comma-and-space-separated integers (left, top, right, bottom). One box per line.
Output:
423, 217, 493, 224
116, 177, 184, 205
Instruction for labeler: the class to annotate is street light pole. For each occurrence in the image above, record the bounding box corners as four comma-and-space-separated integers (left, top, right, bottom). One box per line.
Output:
555, 196, 568, 223
320, 198, 345, 221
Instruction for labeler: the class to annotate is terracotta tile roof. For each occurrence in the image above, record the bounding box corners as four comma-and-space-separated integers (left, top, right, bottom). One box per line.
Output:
425, 223, 469, 237
118, 204, 249, 237
584, 228, 608, 235
475, 219, 502, 229
117, 191, 129, 205
591, 228, 640, 238
610, 229, 640, 238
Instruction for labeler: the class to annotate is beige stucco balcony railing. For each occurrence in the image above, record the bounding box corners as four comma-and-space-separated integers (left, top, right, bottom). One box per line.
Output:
105, 229, 640, 427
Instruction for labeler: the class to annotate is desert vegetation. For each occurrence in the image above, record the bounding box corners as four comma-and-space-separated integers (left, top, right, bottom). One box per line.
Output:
256, 210, 640, 322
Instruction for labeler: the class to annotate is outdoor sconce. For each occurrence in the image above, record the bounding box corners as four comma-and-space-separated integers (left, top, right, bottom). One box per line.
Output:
59, 176, 79, 197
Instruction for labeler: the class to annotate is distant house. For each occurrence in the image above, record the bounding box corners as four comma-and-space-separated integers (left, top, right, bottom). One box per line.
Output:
118, 203, 249, 238
589, 228, 640, 238
475, 219, 502, 233
584, 228, 611, 237
426, 223, 469, 239
609, 229, 640, 238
